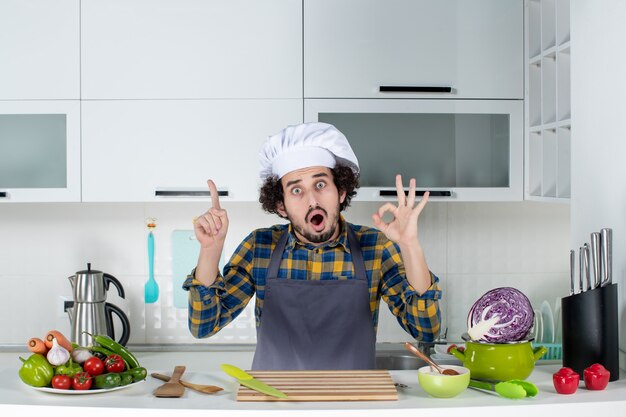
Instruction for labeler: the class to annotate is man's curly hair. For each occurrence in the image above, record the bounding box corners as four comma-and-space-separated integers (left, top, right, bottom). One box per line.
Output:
259, 166, 359, 218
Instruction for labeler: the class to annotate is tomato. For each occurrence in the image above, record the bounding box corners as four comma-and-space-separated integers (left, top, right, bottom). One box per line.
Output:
553, 367, 579, 394
51, 374, 72, 390
105, 354, 125, 373
72, 371, 93, 390
83, 356, 104, 376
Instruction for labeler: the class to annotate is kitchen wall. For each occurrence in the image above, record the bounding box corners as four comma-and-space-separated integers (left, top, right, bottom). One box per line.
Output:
0, 200, 569, 346
571, 0, 626, 368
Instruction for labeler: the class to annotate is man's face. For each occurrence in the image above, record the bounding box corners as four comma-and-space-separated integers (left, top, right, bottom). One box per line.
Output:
278, 166, 346, 245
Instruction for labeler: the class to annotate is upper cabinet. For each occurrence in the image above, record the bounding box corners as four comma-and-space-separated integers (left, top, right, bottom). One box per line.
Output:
0, 0, 80, 99
81, 0, 302, 99
304, 0, 524, 99
0, 101, 81, 202
526, 0, 571, 201
81, 99, 302, 202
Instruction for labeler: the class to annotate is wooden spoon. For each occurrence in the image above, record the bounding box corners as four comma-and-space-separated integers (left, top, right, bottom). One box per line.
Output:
153, 365, 186, 397
151, 373, 223, 394
404, 342, 460, 375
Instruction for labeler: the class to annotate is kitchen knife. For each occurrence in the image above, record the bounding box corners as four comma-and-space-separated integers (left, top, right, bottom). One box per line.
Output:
569, 249, 575, 295
583, 243, 591, 291
220, 364, 288, 399
590, 232, 601, 289
600, 228, 612, 286
578, 246, 585, 293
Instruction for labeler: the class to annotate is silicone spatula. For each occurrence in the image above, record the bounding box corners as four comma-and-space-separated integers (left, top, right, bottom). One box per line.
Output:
144, 219, 159, 303
220, 364, 288, 399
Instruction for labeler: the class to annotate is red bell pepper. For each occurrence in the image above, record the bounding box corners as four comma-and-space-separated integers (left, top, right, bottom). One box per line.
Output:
583, 363, 610, 390
553, 367, 580, 394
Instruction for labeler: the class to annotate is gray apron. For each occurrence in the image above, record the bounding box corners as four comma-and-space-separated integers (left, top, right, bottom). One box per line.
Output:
251, 227, 376, 370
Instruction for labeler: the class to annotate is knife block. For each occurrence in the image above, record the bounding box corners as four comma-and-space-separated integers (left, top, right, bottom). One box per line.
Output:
561, 283, 619, 381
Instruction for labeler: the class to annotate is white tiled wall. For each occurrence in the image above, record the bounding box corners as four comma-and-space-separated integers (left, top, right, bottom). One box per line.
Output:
0, 201, 569, 345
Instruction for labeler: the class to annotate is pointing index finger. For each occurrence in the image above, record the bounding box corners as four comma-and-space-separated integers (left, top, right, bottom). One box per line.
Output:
207, 179, 221, 209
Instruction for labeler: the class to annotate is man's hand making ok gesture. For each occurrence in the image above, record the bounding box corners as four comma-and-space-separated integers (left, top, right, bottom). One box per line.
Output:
372, 174, 429, 247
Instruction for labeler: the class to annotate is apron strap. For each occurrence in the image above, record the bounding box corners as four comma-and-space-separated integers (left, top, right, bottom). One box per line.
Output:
266, 225, 368, 282
266, 228, 290, 278
346, 226, 368, 282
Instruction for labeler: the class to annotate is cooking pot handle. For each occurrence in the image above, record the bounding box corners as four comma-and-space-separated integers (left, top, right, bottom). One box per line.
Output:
448, 346, 465, 361
105, 302, 131, 346
532, 345, 547, 361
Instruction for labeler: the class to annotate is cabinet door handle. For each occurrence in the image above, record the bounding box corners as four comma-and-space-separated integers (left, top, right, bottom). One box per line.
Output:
0, 191, 7, 198
155, 190, 229, 197
379, 190, 451, 197
379, 86, 452, 93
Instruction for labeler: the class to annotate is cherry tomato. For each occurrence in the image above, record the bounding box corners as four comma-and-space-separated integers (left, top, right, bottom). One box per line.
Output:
553, 367, 579, 394
584, 363, 610, 390
105, 354, 125, 373
51, 374, 72, 390
72, 371, 93, 390
83, 356, 104, 376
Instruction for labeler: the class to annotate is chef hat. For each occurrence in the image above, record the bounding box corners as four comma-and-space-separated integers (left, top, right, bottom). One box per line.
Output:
259, 122, 359, 180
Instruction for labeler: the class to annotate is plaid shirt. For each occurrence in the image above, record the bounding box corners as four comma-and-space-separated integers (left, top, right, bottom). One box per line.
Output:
183, 219, 441, 341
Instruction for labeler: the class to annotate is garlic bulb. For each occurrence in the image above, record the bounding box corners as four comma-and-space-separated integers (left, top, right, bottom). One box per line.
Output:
71, 347, 93, 364
46, 337, 70, 366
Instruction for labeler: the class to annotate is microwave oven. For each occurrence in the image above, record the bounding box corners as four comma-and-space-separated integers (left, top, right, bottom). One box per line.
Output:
304, 99, 523, 201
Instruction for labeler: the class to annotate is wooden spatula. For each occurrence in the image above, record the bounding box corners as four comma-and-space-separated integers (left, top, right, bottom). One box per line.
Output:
154, 366, 186, 398
151, 373, 223, 394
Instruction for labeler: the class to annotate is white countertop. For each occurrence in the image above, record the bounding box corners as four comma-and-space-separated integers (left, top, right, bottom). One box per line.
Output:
2, 350, 625, 417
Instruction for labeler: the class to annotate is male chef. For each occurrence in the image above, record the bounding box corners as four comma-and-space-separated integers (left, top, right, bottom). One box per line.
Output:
184, 122, 441, 370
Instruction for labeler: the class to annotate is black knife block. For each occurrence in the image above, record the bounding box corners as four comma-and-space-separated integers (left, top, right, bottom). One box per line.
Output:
561, 283, 619, 381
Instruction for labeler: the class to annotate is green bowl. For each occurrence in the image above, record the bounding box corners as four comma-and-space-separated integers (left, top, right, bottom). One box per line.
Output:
417, 365, 470, 398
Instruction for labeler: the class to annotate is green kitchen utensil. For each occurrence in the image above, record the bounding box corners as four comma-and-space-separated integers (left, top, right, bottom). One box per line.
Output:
220, 364, 288, 399
144, 219, 159, 303
469, 379, 538, 399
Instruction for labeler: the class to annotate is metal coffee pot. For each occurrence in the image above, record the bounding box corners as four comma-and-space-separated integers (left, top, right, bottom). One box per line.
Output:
65, 263, 131, 347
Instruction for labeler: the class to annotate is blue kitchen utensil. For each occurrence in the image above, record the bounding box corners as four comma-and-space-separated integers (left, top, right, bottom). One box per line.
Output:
144, 220, 159, 303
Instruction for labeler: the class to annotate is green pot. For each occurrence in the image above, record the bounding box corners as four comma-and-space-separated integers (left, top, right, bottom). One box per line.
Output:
449, 341, 546, 381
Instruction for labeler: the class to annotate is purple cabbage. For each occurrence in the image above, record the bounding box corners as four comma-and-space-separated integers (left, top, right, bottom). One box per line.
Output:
467, 287, 534, 343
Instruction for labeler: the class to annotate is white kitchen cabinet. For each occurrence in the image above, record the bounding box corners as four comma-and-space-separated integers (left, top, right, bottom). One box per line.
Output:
305, 99, 524, 201
304, 0, 523, 99
0, 101, 81, 202
81, 100, 302, 202
525, 0, 571, 201
0, 0, 80, 99
81, 0, 302, 99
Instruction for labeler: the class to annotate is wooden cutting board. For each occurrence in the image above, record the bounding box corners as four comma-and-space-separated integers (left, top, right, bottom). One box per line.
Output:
236, 370, 398, 402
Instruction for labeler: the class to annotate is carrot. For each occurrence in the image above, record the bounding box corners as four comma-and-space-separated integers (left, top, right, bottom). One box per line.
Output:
44, 330, 73, 352
27, 337, 49, 355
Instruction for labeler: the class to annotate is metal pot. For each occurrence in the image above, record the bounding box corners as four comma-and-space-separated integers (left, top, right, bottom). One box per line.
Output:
449, 341, 546, 381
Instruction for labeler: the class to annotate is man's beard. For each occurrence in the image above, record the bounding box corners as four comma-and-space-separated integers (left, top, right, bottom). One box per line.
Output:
289, 205, 341, 244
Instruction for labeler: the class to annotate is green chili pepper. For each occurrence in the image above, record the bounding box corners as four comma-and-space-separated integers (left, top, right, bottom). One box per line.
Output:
18, 354, 54, 387
127, 366, 147, 382
89, 345, 115, 357
93, 373, 122, 389
84, 332, 140, 369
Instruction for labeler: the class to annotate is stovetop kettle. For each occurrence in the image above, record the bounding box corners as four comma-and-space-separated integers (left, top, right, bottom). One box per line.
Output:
65, 263, 131, 346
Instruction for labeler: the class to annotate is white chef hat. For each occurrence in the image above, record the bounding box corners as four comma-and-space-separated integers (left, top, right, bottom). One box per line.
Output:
259, 122, 359, 180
